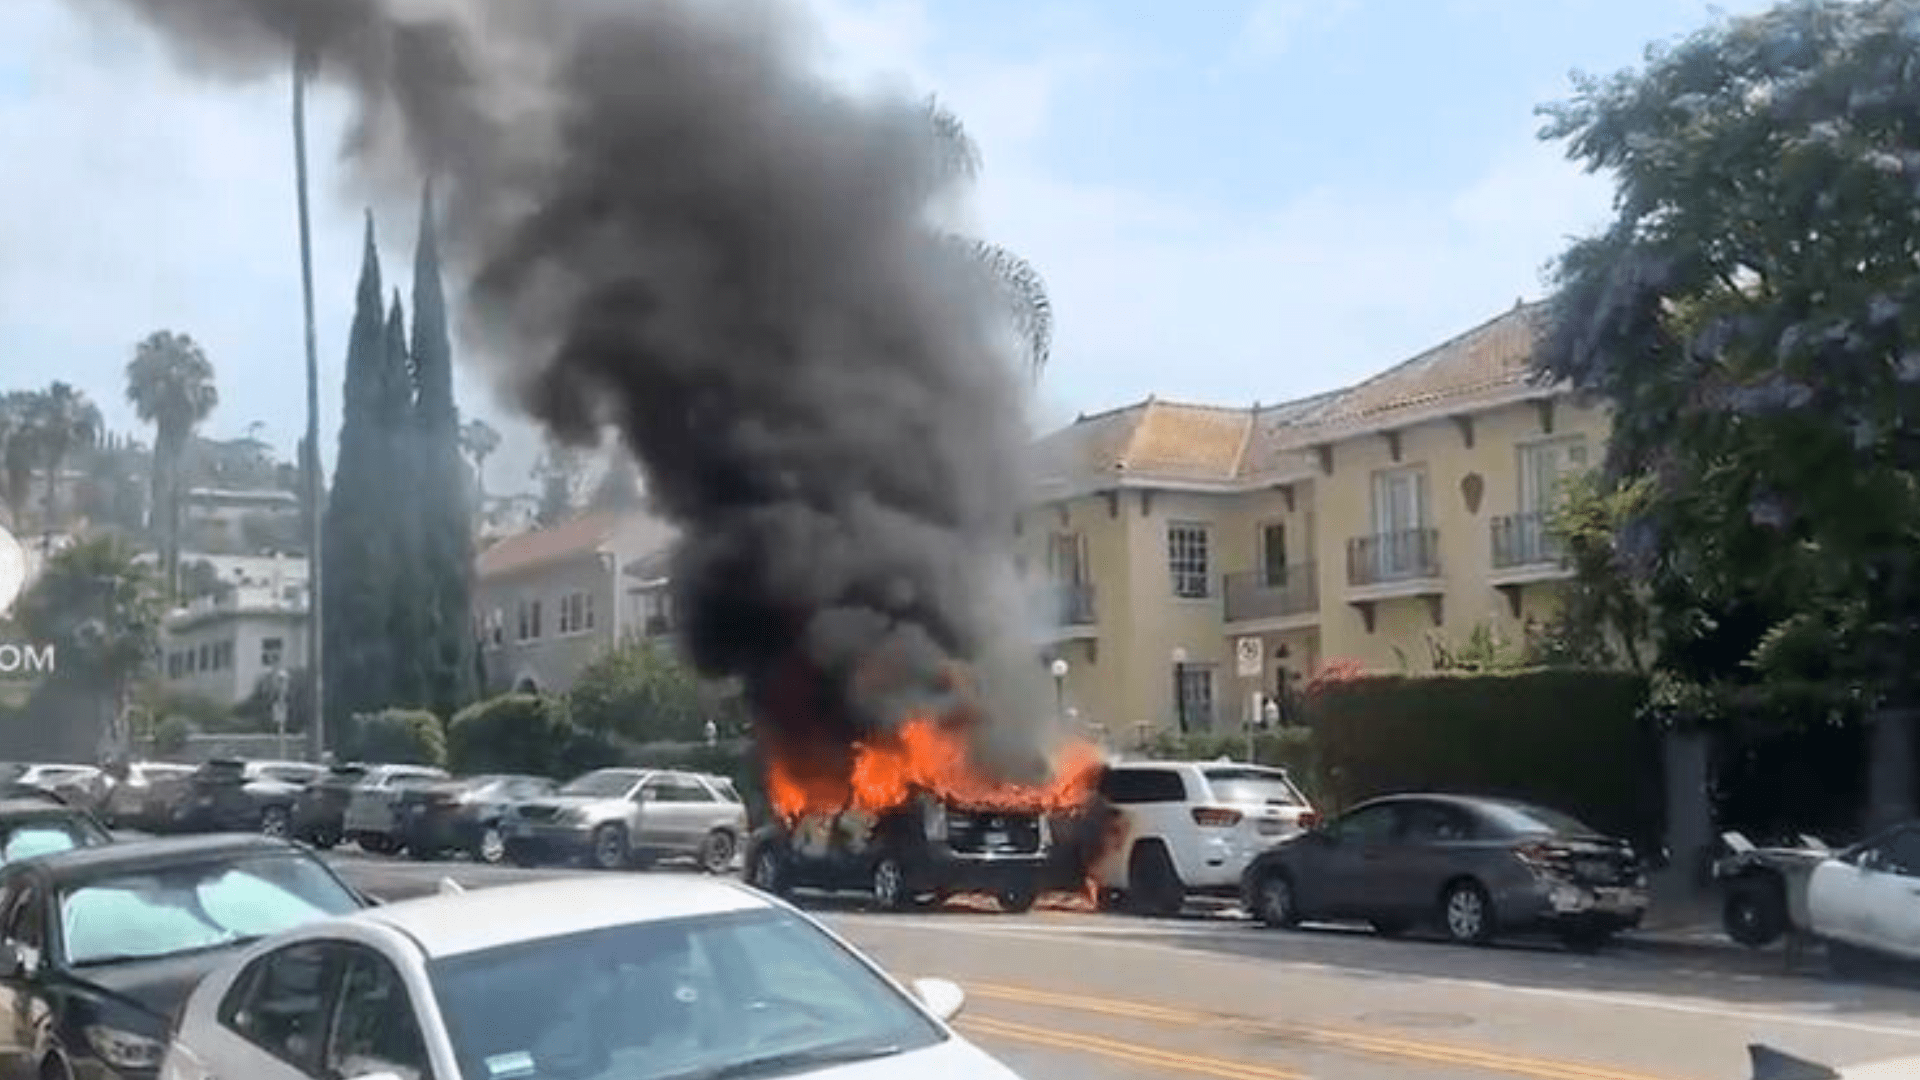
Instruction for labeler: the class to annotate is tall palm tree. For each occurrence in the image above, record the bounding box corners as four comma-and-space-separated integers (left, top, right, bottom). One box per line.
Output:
925, 97, 1055, 384
459, 417, 501, 513
126, 331, 219, 599
23, 382, 103, 547
0, 392, 39, 530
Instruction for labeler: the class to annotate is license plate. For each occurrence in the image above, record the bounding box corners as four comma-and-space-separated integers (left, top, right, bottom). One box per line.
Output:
1257, 819, 1287, 835
985, 831, 1009, 847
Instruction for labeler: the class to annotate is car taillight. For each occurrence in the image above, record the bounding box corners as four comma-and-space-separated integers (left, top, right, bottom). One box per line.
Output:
1296, 811, 1318, 829
1515, 841, 1562, 869
1191, 807, 1242, 828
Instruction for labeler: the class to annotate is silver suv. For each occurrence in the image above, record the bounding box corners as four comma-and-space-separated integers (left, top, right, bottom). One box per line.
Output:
503, 767, 748, 872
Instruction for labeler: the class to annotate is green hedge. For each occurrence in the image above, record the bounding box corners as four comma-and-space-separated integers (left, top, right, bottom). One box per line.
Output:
448, 694, 572, 776
1311, 669, 1659, 847
1135, 728, 1325, 802
345, 709, 447, 767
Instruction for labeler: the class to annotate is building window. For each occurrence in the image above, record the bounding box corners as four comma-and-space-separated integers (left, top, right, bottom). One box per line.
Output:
168, 653, 182, 679
214, 641, 233, 670
1048, 532, 1087, 585
517, 598, 544, 641
555, 591, 595, 634
1173, 664, 1215, 731
197, 643, 212, 671
1260, 522, 1288, 586
260, 637, 283, 669
1167, 523, 1211, 599
1518, 436, 1590, 516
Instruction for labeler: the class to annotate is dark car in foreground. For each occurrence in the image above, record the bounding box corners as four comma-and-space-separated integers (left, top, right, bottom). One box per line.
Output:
1242, 793, 1649, 950
0, 834, 369, 1079
745, 792, 1052, 912
0, 790, 113, 865
392, 773, 557, 862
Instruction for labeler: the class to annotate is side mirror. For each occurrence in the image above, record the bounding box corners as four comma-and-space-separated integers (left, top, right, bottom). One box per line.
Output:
911, 977, 966, 1023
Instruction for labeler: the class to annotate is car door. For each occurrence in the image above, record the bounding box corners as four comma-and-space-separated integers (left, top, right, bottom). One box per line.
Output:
192, 940, 342, 1080
0, 879, 49, 1079
321, 945, 437, 1080
1305, 801, 1405, 917
656, 773, 725, 849
630, 775, 674, 848
1848, 827, 1920, 959
1369, 800, 1470, 921
1090, 767, 1189, 886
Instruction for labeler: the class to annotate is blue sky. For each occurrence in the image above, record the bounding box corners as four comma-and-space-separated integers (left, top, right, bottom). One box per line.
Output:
0, 0, 1767, 494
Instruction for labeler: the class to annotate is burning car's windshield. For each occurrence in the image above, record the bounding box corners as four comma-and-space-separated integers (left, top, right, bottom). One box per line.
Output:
559, 771, 639, 799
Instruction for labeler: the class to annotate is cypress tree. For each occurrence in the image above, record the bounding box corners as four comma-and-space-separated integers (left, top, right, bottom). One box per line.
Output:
410, 181, 478, 718
382, 288, 429, 708
320, 213, 393, 741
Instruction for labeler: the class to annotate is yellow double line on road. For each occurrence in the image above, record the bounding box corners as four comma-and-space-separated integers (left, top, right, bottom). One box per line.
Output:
967, 982, 1684, 1080
961, 1015, 1305, 1080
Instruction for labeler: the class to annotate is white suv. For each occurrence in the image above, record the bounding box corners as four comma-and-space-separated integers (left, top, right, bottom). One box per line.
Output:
1089, 759, 1317, 916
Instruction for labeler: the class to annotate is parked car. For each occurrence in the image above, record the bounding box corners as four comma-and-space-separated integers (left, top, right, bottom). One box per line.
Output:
161, 874, 1025, 1080
340, 764, 450, 854
1086, 759, 1318, 916
99, 761, 197, 831
0, 791, 113, 865
503, 768, 748, 871
172, 759, 324, 837
0, 834, 370, 1079
391, 773, 557, 862
745, 793, 1052, 911
1711, 830, 1833, 948
11, 763, 111, 811
1242, 793, 1649, 950
1804, 818, 1920, 972
1749, 1043, 1920, 1078
292, 762, 369, 848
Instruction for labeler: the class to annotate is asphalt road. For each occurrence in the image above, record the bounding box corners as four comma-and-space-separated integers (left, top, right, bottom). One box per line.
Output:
325, 853, 1920, 1080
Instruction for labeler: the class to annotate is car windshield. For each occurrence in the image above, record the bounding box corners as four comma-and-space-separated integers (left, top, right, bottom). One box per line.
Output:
59, 853, 363, 967
560, 771, 639, 798
1477, 803, 1600, 838
1202, 768, 1303, 806
429, 908, 943, 1080
0, 818, 105, 864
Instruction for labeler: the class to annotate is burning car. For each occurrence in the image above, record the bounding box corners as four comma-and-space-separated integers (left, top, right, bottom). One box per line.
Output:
744, 791, 1053, 912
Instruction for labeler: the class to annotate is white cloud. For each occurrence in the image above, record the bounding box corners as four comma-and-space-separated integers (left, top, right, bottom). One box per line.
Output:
1228, 0, 1360, 66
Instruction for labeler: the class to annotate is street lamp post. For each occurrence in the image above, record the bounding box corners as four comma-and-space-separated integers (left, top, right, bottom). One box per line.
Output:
1170, 647, 1188, 734
271, 666, 291, 761
292, 41, 326, 761
1049, 657, 1069, 730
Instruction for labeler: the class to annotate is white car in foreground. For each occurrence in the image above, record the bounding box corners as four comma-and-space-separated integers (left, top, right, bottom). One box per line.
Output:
159, 874, 1024, 1080
1750, 1042, 1920, 1078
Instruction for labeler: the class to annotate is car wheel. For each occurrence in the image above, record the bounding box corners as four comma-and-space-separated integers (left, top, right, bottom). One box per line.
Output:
748, 845, 788, 895
590, 824, 630, 870
475, 824, 507, 865
259, 806, 291, 838
1441, 879, 1496, 945
871, 856, 908, 910
699, 829, 737, 874
998, 884, 1039, 913
1723, 876, 1788, 948
1252, 870, 1301, 929
1126, 843, 1184, 918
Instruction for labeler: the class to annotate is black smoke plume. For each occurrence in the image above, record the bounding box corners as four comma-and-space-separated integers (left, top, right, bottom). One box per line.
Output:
75, 0, 1060, 782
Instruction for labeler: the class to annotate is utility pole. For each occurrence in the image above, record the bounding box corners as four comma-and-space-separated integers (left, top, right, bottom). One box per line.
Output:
293, 42, 326, 759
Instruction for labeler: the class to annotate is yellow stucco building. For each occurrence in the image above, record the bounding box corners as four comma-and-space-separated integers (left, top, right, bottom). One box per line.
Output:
1020, 300, 1608, 743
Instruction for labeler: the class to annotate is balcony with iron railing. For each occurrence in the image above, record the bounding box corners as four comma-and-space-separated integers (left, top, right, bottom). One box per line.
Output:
1345, 528, 1443, 594
1223, 563, 1319, 624
1489, 511, 1571, 584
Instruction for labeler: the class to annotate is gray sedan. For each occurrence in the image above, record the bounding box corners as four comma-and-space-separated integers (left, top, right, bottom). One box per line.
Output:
1241, 793, 1649, 951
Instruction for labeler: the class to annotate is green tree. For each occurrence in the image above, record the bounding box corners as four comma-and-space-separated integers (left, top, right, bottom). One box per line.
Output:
447, 693, 571, 775
380, 287, 428, 709
125, 331, 218, 599
568, 639, 742, 743
346, 708, 446, 766
21, 382, 102, 539
924, 97, 1054, 382
321, 213, 398, 743
459, 417, 501, 513
13, 536, 162, 756
0, 392, 38, 528
410, 183, 479, 718
1532, 472, 1654, 671
1534, 0, 1920, 746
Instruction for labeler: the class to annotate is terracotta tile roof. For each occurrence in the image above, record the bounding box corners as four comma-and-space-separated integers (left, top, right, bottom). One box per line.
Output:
476, 510, 623, 577
1032, 300, 1554, 492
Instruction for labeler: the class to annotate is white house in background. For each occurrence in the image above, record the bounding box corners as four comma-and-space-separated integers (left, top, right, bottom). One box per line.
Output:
160, 582, 310, 705
179, 487, 302, 551
136, 551, 310, 598
472, 509, 676, 695
622, 547, 676, 641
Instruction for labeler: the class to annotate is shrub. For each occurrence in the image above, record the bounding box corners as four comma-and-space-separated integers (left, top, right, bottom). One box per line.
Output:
347, 708, 446, 767
447, 694, 572, 776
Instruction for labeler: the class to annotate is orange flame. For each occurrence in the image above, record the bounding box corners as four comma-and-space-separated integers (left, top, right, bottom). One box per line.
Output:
764, 715, 1104, 820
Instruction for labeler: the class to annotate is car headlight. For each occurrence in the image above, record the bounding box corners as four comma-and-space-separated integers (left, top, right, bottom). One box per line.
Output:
86, 1024, 167, 1070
